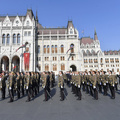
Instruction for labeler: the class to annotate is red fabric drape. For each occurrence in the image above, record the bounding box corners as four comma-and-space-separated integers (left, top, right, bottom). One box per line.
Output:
24, 53, 30, 71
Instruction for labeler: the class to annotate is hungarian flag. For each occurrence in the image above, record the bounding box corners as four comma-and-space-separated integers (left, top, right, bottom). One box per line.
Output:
24, 53, 30, 71
66, 46, 73, 54
16, 42, 28, 52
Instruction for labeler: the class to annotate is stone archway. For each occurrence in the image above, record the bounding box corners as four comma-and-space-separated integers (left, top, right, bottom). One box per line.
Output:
12, 56, 20, 72
1, 56, 9, 71
70, 65, 77, 72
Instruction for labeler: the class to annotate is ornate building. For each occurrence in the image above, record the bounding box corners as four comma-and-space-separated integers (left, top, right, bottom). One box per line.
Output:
0, 9, 120, 74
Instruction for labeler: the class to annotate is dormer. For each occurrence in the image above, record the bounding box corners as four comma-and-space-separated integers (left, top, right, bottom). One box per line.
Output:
24, 15, 32, 26
3, 16, 11, 27
13, 15, 22, 26
67, 21, 75, 34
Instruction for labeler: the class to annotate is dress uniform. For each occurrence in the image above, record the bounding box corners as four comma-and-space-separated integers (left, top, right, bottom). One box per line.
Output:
58, 71, 64, 101
0, 72, 7, 99
20, 73, 24, 96
9, 72, 14, 102
26, 72, 32, 102
15, 72, 21, 99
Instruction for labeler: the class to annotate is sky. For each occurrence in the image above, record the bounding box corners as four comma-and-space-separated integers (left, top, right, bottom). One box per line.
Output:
0, 0, 120, 51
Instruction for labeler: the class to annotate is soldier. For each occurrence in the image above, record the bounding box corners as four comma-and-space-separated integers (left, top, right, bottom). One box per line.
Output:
114, 72, 118, 91
58, 71, 64, 101
97, 71, 102, 93
76, 72, 82, 100
66, 71, 70, 86
50, 72, 54, 88
81, 72, 86, 91
8, 72, 14, 102
15, 72, 21, 99
42, 71, 50, 101
108, 71, 115, 99
91, 71, 98, 100
31, 72, 35, 97
36, 72, 40, 93
26, 72, 32, 102
101, 71, 108, 96
63, 72, 67, 83
20, 72, 24, 96
89, 71, 93, 96
85, 72, 90, 94
34, 72, 38, 95
0, 72, 7, 99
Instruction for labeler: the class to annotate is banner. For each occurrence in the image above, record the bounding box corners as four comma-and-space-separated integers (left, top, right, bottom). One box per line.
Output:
24, 53, 30, 71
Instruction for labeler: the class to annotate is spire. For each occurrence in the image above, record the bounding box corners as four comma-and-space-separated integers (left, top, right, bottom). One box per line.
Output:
94, 28, 98, 40
36, 10, 38, 23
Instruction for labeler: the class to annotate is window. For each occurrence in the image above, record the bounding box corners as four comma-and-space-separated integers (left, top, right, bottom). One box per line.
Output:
117, 68, 119, 72
53, 64, 57, 71
110, 58, 114, 63
24, 31, 27, 36
45, 64, 49, 71
28, 31, 31, 36
55, 45, 57, 53
89, 59, 93, 63
107, 69, 109, 72
72, 56, 74, 60
61, 64, 65, 70
17, 34, 20, 44
70, 28, 73, 34
47, 45, 50, 53
94, 59, 98, 63
84, 59, 88, 63
100, 58, 103, 63
70, 44, 74, 53
38, 46, 40, 54
2, 34, 5, 45
61, 56, 65, 61
26, 21, 29, 26
7, 34, 10, 44
44, 45, 46, 53
53, 57, 57, 61
112, 69, 114, 72
61, 45, 64, 53
13, 34, 16, 44
115, 58, 119, 63
52, 45, 54, 53
105, 58, 109, 63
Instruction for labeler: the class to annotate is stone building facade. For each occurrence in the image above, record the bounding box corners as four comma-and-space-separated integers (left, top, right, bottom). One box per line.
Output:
0, 9, 120, 74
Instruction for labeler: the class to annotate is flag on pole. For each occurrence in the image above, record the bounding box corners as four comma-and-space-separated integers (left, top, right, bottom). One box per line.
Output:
16, 42, 28, 52
66, 46, 73, 54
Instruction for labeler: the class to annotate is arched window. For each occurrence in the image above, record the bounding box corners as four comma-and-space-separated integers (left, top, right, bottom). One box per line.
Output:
61, 45, 64, 53
52, 45, 54, 53
70, 44, 74, 53
7, 34, 10, 44
45, 64, 49, 71
2, 34, 5, 45
13, 34, 16, 44
38, 46, 40, 54
86, 50, 90, 55
47, 45, 50, 53
17, 34, 20, 44
91, 50, 95, 55
55, 45, 57, 53
53, 64, 57, 71
100, 58, 103, 63
44, 45, 46, 53
61, 64, 65, 70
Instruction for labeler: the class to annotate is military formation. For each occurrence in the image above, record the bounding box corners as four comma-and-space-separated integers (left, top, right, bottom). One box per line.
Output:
0, 70, 120, 102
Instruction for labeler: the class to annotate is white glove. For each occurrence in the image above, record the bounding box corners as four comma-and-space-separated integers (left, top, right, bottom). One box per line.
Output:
87, 83, 89, 85
106, 81, 108, 83
100, 82, 101, 85
0, 78, 1, 81
16, 86, 17, 89
1, 86, 2, 89
104, 83, 106, 86
68, 79, 69, 81
113, 84, 115, 87
61, 86, 63, 88
71, 82, 72, 84
115, 82, 118, 84
75, 84, 77, 86
93, 86, 96, 89
78, 85, 80, 88
26, 86, 28, 89
9, 87, 12, 90
83, 82, 84, 84
43, 86, 45, 88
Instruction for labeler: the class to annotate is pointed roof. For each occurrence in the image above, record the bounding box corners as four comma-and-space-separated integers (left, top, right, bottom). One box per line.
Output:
94, 28, 98, 40
36, 10, 38, 22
